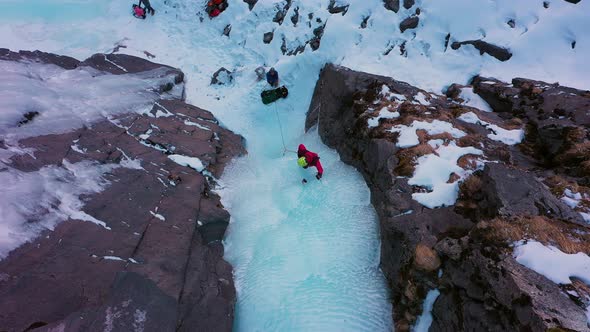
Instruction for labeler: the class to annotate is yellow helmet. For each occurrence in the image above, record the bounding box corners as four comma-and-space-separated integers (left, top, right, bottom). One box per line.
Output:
297, 157, 308, 167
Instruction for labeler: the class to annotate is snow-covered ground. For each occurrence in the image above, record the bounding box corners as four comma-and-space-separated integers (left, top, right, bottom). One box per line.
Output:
1, 0, 589, 330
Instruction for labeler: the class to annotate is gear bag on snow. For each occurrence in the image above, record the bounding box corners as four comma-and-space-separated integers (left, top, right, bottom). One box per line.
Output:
261, 86, 288, 105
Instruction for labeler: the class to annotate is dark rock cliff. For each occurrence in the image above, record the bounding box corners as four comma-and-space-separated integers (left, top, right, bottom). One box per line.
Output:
0, 50, 245, 332
306, 64, 590, 331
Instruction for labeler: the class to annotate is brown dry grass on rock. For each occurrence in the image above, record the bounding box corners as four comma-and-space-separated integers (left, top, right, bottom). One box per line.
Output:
395, 143, 436, 176
479, 215, 590, 254
545, 176, 590, 200
555, 142, 590, 176
456, 134, 484, 148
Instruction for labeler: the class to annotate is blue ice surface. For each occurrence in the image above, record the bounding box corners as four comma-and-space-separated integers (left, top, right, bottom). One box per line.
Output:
0, 0, 109, 22
219, 57, 393, 331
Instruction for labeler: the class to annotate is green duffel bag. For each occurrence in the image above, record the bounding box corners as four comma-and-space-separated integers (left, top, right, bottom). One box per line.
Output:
261, 86, 289, 105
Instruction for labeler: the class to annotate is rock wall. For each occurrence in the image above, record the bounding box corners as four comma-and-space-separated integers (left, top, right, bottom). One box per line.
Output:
306, 64, 590, 331
0, 50, 245, 332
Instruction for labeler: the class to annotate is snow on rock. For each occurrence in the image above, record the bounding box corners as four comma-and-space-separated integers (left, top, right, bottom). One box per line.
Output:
367, 106, 400, 128
389, 120, 466, 148
562, 189, 583, 208
149, 211, 166, 221
0, 60, 176, 143
409, 141, 483, 208
458, 88, 493, 112
514, 240, 590, 285
413, 92, 430, 105
184, 119, 211, 131
103, 256, 126, 261
116, 148, 144, 170
458, 112, 524, 145
380, 84, 406, 102
0, 160, 115, 258
560, 189, 590, 224
168, 154, 205, 172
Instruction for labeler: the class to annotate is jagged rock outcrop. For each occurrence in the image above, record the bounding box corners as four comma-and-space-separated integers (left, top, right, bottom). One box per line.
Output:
0, 50, 245, 332
306, 64, 590, 331
472, 76, 590, 182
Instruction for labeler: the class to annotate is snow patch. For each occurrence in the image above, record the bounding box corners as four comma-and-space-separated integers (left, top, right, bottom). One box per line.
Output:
103, 256, 125, 261
409, 141, 483, 208
184, 119, 211, 131
116, 148, 144, 170
458, 112, 524, 145
459, 88, 493, 112
514, 240, 590, 285
71, 143, 87, 154
367, 106, 400, 128
168, 154, 205, 172
389, 120, 466, 148
150, 211, 166, 221
133, 309, 147, 332
414, 92, 430, 105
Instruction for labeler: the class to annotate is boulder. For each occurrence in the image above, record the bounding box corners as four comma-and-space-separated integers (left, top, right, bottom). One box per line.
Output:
478, 163, 585, 224
399, 16, 419, 32
383, 0, 400, 12
414, 244, 441, 271
263, 31, 274, 44
211, 67, 233, 85
403, 0, 415, 9
433, 243, 589, 332
451, 40, 512, 61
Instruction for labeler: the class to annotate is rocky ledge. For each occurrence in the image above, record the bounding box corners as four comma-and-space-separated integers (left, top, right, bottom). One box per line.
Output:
0, 50, 245, 331
306, 64, 590, 331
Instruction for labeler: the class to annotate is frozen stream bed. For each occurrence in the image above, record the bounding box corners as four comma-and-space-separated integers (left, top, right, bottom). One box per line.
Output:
1, 0, 588, 330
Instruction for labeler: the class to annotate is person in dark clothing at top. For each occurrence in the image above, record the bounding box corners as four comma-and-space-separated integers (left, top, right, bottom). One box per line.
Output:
266, 67, 279, 87
139, 0, 155, 15
297, 144, 323, 181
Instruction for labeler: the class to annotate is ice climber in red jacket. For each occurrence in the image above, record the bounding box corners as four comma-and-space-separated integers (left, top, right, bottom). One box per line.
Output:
297, 144, 324, 181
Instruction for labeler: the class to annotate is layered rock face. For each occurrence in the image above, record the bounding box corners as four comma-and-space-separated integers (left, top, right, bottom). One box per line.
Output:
0, 50, 244, 331
306, 64, 590, 331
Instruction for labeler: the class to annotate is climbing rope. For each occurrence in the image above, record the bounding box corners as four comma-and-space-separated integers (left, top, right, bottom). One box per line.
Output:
273, 102, 297, 156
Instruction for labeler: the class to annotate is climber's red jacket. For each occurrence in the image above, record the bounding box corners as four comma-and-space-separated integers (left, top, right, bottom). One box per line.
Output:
298, 144, 324, 177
